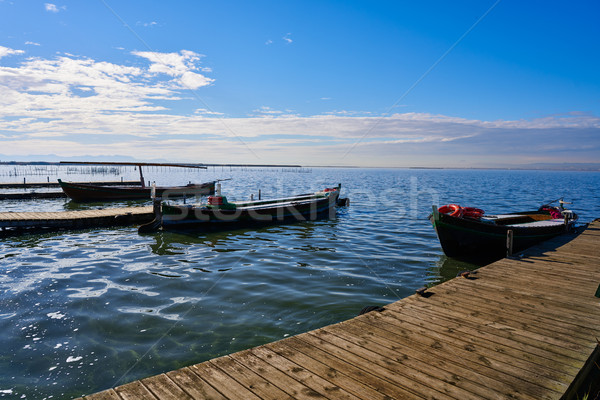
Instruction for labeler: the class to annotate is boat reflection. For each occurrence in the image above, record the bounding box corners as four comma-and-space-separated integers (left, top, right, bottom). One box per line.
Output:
62, 198, 149, 211
426, 254, 493, 286
147, 218, 339, 256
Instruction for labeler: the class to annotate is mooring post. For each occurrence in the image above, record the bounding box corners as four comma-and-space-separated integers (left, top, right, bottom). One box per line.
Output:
138, 164, 145, 188
506, 230, 514, 257
151, 184, 161, 226
153, 198, 161, 219
563, 211, 572, 232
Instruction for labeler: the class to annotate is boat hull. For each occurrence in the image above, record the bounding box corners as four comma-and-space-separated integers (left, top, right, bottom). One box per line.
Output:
58, 179, 215, 202
160, 189, 340, 232
430, 209, 575, 259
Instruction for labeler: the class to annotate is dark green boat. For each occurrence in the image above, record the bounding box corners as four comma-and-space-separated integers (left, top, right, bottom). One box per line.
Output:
430, 202, 578, 259
58, 179, 215, 202
57, 161, 214, 202
140, 185, 343, 233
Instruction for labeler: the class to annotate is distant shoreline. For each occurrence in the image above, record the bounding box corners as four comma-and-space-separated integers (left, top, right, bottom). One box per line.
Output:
1, 161, 599, 172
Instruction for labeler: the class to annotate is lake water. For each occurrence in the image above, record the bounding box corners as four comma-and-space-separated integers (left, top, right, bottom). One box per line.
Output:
1, 166, 599, 399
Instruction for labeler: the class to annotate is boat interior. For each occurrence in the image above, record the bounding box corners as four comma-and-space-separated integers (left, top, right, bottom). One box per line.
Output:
481, 212, 561, 226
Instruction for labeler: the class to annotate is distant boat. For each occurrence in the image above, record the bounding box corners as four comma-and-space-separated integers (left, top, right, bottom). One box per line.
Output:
430, 201, 578, 259
57, 161, 215, 202
58, 179, 216, 202
139, 184, 344, 233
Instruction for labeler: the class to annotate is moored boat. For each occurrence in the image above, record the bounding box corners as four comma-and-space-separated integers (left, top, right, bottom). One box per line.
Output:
58, 160, 215, 202
139, 184, 343, 233
58, 179, 216, 202
430, 201, 578, 259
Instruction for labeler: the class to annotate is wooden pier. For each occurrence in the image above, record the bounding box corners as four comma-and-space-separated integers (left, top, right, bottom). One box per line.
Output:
0, 206, 154, 234
78, 220, 600, 400
0, 180, 141, 201
0, 191, 67, 200
0, 180, 140, 189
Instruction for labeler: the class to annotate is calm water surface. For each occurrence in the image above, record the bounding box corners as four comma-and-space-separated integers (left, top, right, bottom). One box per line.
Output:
1, 167, 599, 399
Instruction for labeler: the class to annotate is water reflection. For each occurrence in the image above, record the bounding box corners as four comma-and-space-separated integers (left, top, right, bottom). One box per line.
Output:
63, 198, 149, 211
146, 216, 340, 256
426, 254, 489, 286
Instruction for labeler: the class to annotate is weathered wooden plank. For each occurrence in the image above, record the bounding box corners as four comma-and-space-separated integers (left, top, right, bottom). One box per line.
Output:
472, 269, 598, 295
114, 380, 157, 400
477, 262, 599, 289
166, 367, 227, 400
301, 329, 459, 400
251, 345, 360, 400
208, 355, 294, 400
493, 254, 600, 275
0, 206, 154, 232
76, 388, 121, 400
388, 300, 588, 364
554, 239, 600, 253
231, 348, 331, 400
439, 278, 600, 328
436, 277, 597, 324
416, 285, 589, 343
449, 276, 598, 312
189, 360, 263, 400
398, 286, 596, 346
322, 319, 548, 400
428, 272, 599, 323
482, 258, 600, 282
366, 306, 583, 372
272, 337, 402, 400
345, 316, 568, 396
141, 373, 193, 400
380, 306, 573, 396
355, 311, 577, 386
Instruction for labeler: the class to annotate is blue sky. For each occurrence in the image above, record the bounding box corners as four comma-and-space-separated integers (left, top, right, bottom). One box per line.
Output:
0, 1, 599, 167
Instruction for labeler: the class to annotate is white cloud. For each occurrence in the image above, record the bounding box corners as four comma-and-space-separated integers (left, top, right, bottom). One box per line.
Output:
137, 21, 158, 28
0, 51, 598, 167
44, 3, 58, 12
283, 33, 293, 44
132, 50, 214, 89
194, 108, 224, 116
25, 41, 41, 46
0, 51, 214, 138
0, 46, 25, 59
252, 106, 285, 116
2, 112, 599, 166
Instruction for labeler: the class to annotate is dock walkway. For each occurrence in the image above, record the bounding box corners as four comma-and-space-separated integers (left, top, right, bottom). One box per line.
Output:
0, 206, 154, 233
0, 180, 139, 189
0, 180, 141, 200
80, 221, 600, 399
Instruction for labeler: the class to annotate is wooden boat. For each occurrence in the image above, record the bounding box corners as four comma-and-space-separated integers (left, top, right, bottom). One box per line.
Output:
57, 161, 214, 202
139, 184, 343, 232
58, 179, 215, 202
430, 201, 578, 259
